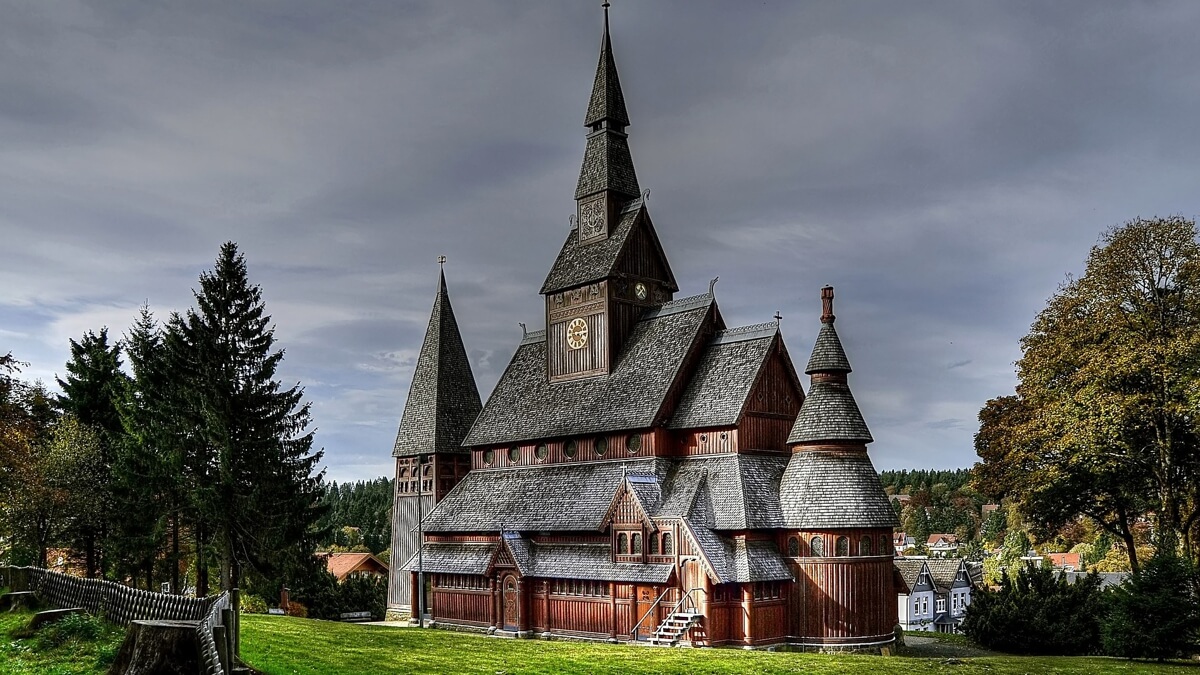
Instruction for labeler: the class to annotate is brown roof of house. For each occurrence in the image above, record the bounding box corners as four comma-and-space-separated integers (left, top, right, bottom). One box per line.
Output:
324, 552, 388, 581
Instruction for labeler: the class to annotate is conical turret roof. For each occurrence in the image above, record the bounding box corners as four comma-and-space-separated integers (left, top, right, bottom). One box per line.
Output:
787, 286, 872, 444
575, 6, 639, 201
392, 270, 482, 457
584, 9, 629, 128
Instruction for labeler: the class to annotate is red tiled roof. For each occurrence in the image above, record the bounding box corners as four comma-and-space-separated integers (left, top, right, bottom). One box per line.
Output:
1045, 552, 1081, 568
927, 534, 959, 545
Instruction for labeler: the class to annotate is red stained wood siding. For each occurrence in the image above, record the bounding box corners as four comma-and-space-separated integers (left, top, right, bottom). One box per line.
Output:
790, 556, 895, 643
432, 589, 492, 626
679, 428, 738, 455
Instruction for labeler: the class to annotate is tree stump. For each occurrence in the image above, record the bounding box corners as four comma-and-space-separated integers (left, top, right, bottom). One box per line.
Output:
29, 607, 84, 629
0, 591, 37, 612
107, 619, 202, 675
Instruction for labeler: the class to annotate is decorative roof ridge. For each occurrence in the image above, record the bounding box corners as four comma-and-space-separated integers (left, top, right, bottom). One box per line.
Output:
641, 292, 712, 319
711, 322, 779, 344
520, 329, 547, 345
619, 196, 644, 214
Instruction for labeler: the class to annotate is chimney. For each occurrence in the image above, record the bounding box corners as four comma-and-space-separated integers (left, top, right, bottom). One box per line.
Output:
820, 285, 836, 324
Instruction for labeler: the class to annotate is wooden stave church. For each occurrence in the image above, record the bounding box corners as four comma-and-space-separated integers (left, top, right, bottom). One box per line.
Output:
387, 10, 899, 649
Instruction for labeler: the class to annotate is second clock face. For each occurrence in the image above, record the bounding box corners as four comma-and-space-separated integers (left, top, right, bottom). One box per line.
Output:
566, 317, 589, 350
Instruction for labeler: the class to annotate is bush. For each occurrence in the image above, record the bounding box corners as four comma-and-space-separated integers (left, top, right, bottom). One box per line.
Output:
241, 594, 269, 614
36, 612, 105, 647
961, 563, 1107, 655
286, 601, 308, 618
1103, 538, 1200, 659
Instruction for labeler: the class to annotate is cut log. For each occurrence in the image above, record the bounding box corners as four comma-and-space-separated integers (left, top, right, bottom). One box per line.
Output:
107, 619, 202, 675
0, 591, 37, 612
29, 607, 84, 629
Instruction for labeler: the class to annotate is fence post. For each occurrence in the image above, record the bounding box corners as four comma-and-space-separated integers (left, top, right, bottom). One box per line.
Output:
221, 606, 234, 666
231, 587, 240, 658
213, 624, 229, 672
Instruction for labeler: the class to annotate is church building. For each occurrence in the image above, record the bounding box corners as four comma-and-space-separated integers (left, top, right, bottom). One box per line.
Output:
388, 8, 899, 649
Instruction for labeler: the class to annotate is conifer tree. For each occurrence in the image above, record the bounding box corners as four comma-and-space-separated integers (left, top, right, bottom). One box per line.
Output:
55, 328, 128, 577
175, 242, 325, 607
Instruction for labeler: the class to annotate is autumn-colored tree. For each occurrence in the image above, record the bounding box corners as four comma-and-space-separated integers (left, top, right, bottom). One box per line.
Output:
974, 216, 1200, 570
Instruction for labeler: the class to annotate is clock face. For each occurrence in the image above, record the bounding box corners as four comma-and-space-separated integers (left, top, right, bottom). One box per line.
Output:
566, 317, 589, 350
634, 283, 647, 301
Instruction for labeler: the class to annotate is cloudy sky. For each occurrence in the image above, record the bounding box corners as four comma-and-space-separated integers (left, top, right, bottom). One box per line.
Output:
4, 1, 1199, 483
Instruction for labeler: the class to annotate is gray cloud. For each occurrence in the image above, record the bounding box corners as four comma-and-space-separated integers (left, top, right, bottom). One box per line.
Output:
4, 2, 1200, 481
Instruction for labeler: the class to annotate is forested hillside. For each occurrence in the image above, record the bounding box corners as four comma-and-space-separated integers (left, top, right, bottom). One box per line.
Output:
317, 478, 393, 556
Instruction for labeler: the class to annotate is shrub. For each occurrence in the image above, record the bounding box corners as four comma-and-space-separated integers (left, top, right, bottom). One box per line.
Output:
241, 594, 269, 614
961, 563, 1107, 655
286, 601, 308, 618
1103, 537, 1200, 659
36, 612, 105, 647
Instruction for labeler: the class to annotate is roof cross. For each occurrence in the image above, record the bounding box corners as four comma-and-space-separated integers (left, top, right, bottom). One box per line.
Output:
437, 255, 446, 269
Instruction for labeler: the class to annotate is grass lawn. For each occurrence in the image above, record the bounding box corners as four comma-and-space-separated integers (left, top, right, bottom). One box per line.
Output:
0, 609, 123, 675
240, 615, 1200, 675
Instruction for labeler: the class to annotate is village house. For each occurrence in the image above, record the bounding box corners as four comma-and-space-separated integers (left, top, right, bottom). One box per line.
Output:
894, 558, 980, 633
386, 7, 900, 649
926, 534, 962, 557
893, 532, 916, 555
323, 552, 389, 583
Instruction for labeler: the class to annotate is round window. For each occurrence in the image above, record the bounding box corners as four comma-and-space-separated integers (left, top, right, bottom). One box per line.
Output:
536, 444, 549, 461
594, 436, 608, 456
483, 450, 494, 466
626, 434, 641, 454
564, 440, 577, 458
508, 446, 521, 463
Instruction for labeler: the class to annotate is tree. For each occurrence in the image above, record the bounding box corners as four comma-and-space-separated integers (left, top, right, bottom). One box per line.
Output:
174, 242, 325, 607
961, 563, 1108, 655
55, 327, 129, 577
974, 216, 1200, 569
1103, 533, 1200, 658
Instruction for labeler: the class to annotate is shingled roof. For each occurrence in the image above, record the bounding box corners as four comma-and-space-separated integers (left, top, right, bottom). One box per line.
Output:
584, 10, 629, 128
786, 381, 873, 444
805, 322, 851, 374
421, 458, 672, 533
540, 200, 678, 295
462, 293, 714, 446
654, 454, 787, 530
402, 539, 672, 584
669, 324, 800, 430
778, 450, 899, 529
400, 542, 497, 575
392, 271, 482, 457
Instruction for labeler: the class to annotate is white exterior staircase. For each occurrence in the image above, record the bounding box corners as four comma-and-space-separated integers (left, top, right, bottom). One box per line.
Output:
648, 611, 703, 646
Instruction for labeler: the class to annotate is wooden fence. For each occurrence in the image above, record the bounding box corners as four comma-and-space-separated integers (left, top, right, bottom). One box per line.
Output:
1, 566, 234, 675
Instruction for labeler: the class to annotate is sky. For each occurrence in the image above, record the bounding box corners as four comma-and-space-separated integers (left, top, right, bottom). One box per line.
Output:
4, 1, 1200, 484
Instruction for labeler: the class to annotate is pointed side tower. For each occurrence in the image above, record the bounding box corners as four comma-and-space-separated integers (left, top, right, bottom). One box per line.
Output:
387, 268, 482, 615
779, 286, 900, 647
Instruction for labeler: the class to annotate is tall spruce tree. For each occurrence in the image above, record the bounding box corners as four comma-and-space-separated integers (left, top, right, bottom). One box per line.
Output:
176, 242, 325, 606
55, 328, 128, 578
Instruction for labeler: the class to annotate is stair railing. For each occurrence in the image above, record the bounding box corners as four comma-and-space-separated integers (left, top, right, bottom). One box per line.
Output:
630, 587, 674, 641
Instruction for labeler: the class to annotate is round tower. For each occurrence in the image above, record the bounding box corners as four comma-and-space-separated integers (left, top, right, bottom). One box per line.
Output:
780, 286, 899, 648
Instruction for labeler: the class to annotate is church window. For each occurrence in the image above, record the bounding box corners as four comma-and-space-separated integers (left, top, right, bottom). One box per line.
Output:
648, 533, 660, 554
508, 446, 521, 463
859, 536, 872, 556
632, 533, 642, 554
787, 536, 800, 557
810, 536, 825, 557
618, 533, 629, 554
626, 434, 641, 453
398, 467, 407, 478
564, 440, 577, 458
836, 536, 849, 556
594, 436, 608, 456
720, 432, 727, 441
699, 434, 707, 442
536, 444, 549, 461
662, 532, 674, 555
880, 534, 889, 552
483, 450, 494, 466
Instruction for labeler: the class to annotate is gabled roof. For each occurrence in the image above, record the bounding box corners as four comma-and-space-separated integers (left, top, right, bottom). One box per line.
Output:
422, 458, 672, 533
894, 559, 932, 593
779, 450, 899, 529
925, 558, 976, 593
601, 475, 659, 530
677, 522, 792, 584
655, 454, 788, 530
462, 292, 713, 446
393, 271, 482, 457
500, 533, 535, 575
401, 540, 672, 584
323, 552, 388, 581
541, 199, 678, 295
669, 324, 801, 430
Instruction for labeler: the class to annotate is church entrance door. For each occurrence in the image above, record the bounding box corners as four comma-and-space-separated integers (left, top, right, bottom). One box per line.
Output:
635, 585, 658, 638
502, 575, 520, 631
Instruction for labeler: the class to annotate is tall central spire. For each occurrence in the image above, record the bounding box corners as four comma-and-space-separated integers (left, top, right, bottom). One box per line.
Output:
575, 3, 639, 245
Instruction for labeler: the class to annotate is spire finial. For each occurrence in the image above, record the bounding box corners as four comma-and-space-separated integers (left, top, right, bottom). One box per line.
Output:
437, 255, 447, 269
774, 311, 783, 324
820, 285, 835, 324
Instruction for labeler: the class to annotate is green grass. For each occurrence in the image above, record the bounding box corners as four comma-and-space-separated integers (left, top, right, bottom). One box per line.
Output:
241, 614, 1200, 675
0, 609, 124, 675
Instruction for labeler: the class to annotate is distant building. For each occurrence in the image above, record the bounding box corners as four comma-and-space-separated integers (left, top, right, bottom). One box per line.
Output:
895, 558, 980, 633
926, 534, 961, 557
893, 532, 917, 555
1044, 552, 1082, 572
324, 552, 389, 583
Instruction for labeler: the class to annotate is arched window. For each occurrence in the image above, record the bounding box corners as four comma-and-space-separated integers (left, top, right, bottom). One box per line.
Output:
880, 534, 890, 553
859, 536, 872, 556
836, 536, 849, 556
810, 536, 824, 557
632, 533, 642, 554
648, 534, 660, 554
787, 536, 800, 557
617, 533, 629, 554
662, 532, 674, 555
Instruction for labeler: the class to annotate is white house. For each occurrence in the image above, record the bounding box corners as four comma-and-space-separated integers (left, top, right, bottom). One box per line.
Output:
896, 558, 980, 633
926, 533, 962, 557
